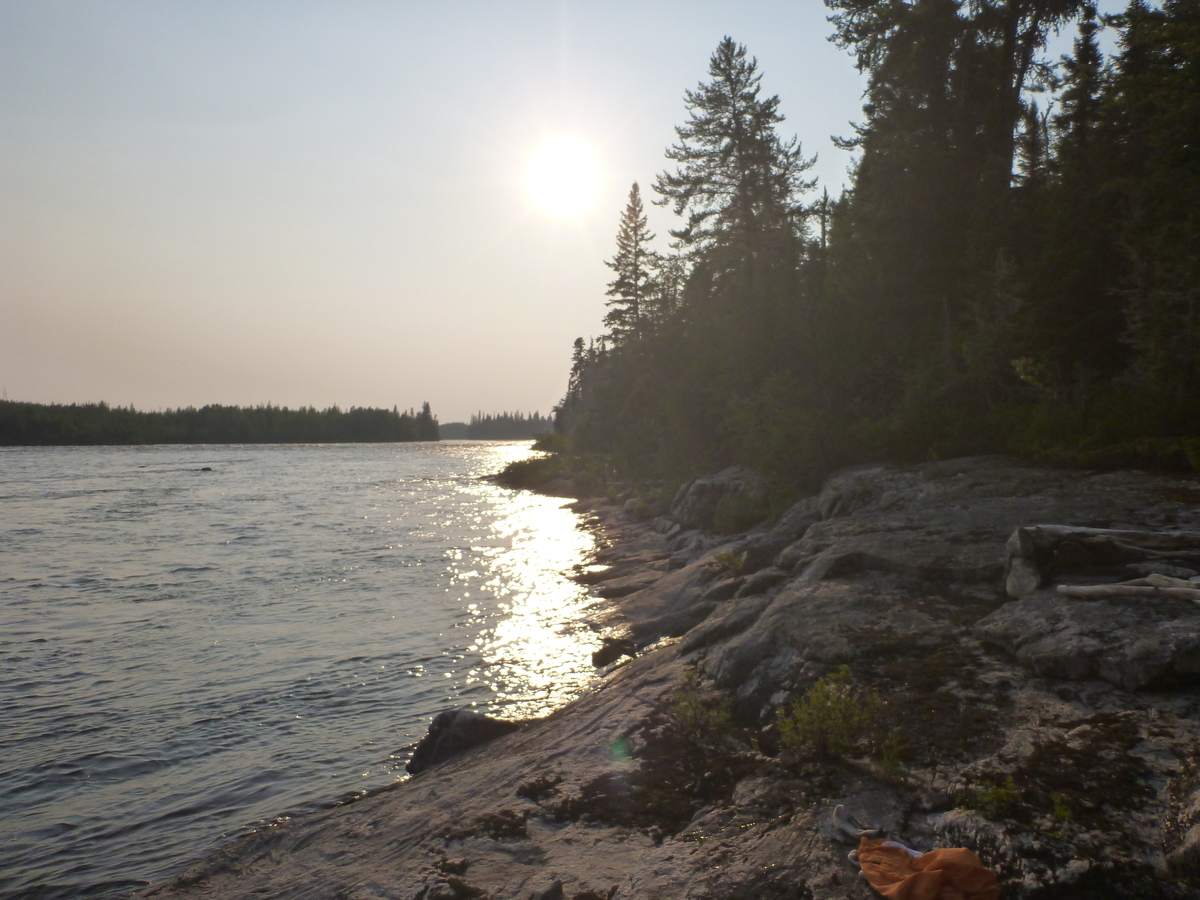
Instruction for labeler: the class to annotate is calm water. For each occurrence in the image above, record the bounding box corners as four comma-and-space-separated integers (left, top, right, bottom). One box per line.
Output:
0, 442, 599, 900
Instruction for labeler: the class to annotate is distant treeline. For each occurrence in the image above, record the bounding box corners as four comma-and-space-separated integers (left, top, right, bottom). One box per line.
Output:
439, 412, 552, 440
0, 400, 440, 445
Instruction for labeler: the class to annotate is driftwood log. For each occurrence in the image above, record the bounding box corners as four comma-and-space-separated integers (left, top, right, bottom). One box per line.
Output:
1056, 572, 1200, 603
1005, 525, 1200, 598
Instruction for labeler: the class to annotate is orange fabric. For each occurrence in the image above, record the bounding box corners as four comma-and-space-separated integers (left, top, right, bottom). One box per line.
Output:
857, 837, 1000, 900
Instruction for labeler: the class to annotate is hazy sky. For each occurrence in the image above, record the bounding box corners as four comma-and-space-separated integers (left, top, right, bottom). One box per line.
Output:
0, 1, 1099, 421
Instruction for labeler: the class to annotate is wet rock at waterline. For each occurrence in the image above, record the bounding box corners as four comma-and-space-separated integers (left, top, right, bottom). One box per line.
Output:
406, 709, 525, 775
592, 637, 636, 667
140, 457, 1200, 900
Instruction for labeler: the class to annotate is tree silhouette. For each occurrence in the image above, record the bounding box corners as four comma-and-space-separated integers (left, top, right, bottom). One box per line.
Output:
603, 183, 658, 345
653, 37, 815, 271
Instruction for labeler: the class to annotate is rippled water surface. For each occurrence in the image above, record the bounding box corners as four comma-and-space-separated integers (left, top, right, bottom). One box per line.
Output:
0, 442, 599, 899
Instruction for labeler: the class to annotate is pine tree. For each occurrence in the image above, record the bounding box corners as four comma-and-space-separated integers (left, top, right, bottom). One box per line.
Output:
603, 183, 658, 345
653, 37, 815, 269
1018, 4, 1128, 377
1053, 4, 1105, 173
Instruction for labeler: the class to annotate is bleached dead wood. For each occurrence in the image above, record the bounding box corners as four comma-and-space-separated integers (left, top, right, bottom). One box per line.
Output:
1007, 525, 1200, 563
1141, 573, 1197, 589
1011, 525, 1200, 555
1005, 525, 1200, 598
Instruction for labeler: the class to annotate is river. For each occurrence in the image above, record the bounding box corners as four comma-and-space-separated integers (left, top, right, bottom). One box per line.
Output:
0, 442, 597, 899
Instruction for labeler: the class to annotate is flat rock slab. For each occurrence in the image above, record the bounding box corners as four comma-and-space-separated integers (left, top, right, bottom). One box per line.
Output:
975, 592, 1200, 689
139, 459, 1200, 900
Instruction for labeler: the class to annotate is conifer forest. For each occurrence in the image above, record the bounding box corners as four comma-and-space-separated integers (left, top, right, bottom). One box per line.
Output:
555, 0, 1200, 493
0, 400, 441, 445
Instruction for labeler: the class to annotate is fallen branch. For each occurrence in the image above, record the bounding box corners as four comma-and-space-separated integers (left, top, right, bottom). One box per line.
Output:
1005, 525, 1200, 598
1010, 526, 1200, 557
1056, 583, 1200, 603
1135, 573, 1197, 589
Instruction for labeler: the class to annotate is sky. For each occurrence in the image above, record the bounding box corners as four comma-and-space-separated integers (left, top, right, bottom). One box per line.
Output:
0, 1, 1109, 422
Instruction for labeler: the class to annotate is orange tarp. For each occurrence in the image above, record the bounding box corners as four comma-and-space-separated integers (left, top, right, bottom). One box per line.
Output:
857, 837, 1000, 900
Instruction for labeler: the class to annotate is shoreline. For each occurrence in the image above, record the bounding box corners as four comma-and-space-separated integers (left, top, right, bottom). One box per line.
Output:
138, 458, 1200, 898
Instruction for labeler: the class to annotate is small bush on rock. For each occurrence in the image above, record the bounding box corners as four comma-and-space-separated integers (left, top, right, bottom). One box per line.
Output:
960, 774, 1023, 819
872, 728, 908, 781
669, 668, 733, 744
494, 455, 562, 489
710, 549, 748, 577
778, 666, 879, 759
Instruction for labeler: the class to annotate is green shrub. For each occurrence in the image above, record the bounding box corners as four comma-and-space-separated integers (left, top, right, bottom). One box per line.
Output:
669, 669, 733, 744
494, 454, 562, 489
625, 497, 651, 520
959, 774, 1023, 819
777, 666, 879, 759
872, 728, 907, 781
570, 454, 613, 497
710, 549, 747, 577
1051, 791, 1072, 821
532, 431, 568, 453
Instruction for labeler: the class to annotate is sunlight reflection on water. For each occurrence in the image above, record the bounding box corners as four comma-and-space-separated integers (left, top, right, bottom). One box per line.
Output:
463, 488, 598, 718
0, 441, 600, 900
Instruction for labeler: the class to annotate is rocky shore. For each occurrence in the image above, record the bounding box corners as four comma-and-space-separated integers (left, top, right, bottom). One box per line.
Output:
139, 457, 1200, 899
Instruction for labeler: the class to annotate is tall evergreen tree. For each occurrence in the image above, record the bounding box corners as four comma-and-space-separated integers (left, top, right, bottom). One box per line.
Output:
1015, 101, 1051, 189
653, 37, 815, 272
415, 401, 439, 441
1108, 0, 1200, 419
1054, 4, 1104, 165
823, 0, 1086, 415
1020, 3, 1128, 377
603, 183, 658, 345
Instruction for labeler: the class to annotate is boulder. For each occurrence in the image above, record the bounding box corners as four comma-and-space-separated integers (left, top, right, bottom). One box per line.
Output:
669, 466, 766, 531
771, 496, 822, 539
734, 497, 821, 575
975, 593, 1200, 689
591, 636, 636, 667
734, 566, 790, 598
817, 466, 890, 519
406, 709, 524, 775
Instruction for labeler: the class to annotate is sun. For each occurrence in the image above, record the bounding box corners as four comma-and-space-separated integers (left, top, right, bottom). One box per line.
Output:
525, 135, 601, 219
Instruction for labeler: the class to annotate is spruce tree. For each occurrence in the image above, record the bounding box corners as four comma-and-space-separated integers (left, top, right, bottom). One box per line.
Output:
1054, 4, 1105, 171
1108, 0, 1200, 419
603, 183, 658, 345
415, 401, 439, 441
653, 37, 814, 269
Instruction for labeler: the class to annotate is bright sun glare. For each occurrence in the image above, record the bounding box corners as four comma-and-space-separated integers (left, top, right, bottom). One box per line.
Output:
526, 135, 601, 219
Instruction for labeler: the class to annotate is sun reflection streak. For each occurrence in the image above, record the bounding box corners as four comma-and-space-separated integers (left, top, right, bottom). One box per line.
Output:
445, 467, 599, 720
